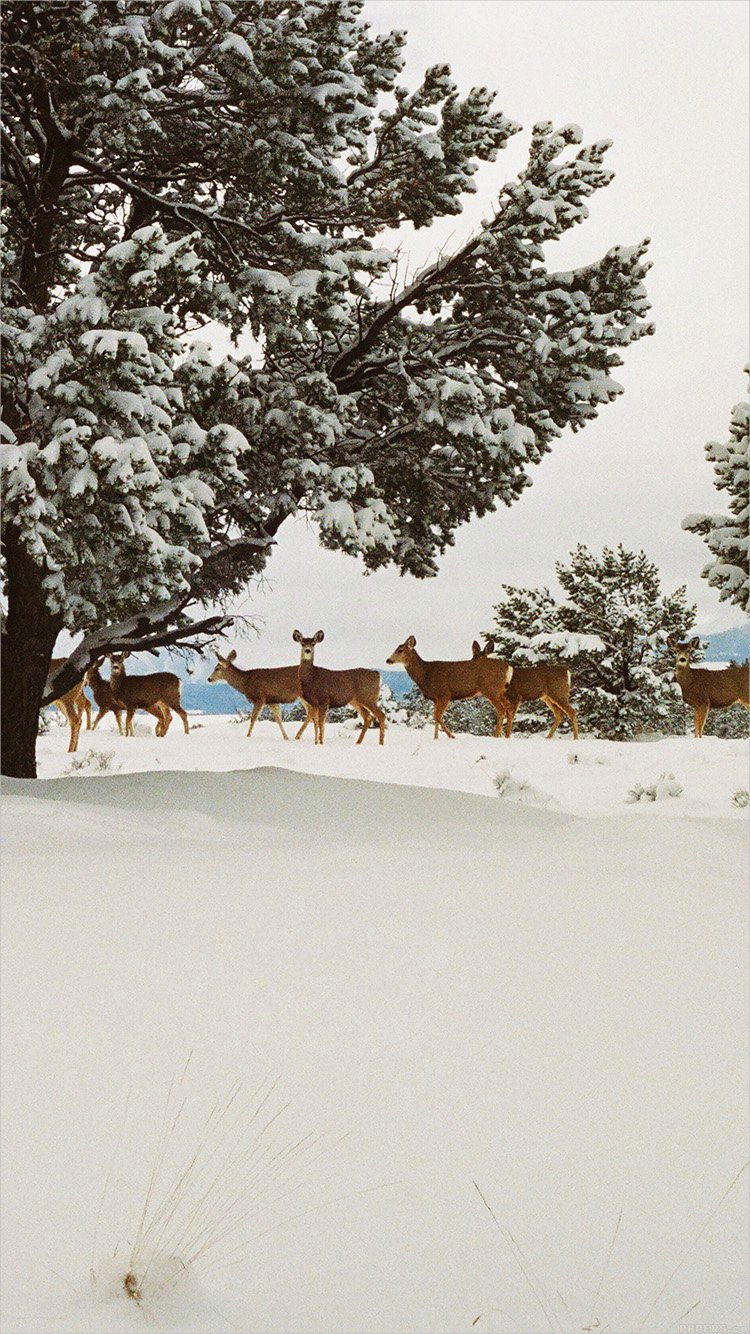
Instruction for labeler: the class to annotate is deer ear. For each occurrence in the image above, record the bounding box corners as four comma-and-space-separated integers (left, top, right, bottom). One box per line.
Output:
472, 640, 481, 658
292, 629, 302, 643
484, 638, 495, 656
666, 634, 676, 649
689, 636, 700, 649
314, 629, 325, 643
407, 635, 416, 649
227, 649, 237, 663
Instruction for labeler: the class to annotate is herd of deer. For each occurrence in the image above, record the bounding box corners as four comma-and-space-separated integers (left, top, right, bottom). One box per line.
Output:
46, 632, 749, 754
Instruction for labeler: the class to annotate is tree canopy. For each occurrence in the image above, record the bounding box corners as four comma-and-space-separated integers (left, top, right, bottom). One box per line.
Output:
683, 382, 749, 613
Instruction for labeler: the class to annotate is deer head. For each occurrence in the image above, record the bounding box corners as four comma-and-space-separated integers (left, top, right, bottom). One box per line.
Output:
208, 649, 237, 683
471, 639, 495, 659
293, 629, 324, 663
386, 635, 417, 666
666, 635, 701, 668
108, 651, 130, 681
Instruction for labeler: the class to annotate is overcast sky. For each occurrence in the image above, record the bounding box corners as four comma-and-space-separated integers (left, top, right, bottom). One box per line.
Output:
216, 0, 748, 672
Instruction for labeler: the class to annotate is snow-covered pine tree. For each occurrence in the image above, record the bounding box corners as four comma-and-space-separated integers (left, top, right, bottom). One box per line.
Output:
1, 1, 653, 775
487, 546, 696, 739
683, 380, 749, 613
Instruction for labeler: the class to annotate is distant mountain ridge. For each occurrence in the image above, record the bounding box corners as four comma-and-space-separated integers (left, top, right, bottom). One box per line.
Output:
121, 626, 750, 714
701, 624, 749, 663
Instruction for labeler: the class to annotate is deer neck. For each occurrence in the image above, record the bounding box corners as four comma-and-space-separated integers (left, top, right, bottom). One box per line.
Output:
223, 662, 250, 693
298, 658, 316, 690
403, 648, 428, 692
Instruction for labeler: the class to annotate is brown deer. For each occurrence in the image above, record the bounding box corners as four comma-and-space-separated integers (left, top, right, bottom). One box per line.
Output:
208, 650, 314, 740
109, 652, 189, 737
667, 635, 749, 737
293, 630, 385, 745
88, 657, 168, 735
386, 635, 512, 739
472, 641, 578, 739
46, 657, 92, 752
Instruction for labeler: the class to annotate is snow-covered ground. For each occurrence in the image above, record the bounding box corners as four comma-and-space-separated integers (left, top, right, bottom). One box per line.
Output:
1, 720, 748, 1333
32, 710, 750, 820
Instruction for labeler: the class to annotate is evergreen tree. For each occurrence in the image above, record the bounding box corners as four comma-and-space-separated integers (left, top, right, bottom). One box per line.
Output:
487, 546, 696, 739
1, 0, 653, 775
683, 382, 749, 613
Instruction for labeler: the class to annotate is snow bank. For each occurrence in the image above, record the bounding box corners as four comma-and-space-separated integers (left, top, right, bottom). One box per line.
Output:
33, 712, 750, 821
1, 764, 748, 1333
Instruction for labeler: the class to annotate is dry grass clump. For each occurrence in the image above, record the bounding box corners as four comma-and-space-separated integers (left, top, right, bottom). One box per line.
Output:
91, 1060, 330, 1313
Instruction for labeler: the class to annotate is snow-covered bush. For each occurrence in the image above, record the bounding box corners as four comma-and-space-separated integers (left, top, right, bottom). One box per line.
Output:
626, 773, 683, 803
683, 378, 749, 612
486, 546, 697, 739
731, 787, 749, 809
494, 768, 556, 806
1, 1, 653, 776
66, 747, 118, 774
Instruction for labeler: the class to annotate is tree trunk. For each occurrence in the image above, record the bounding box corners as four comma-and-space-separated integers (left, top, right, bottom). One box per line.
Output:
1, 534, 61, 778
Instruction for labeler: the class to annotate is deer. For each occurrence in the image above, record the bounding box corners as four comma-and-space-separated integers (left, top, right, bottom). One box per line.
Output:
46, 657, 92, 753
472, 640, 579, 739
108, 652, 189, 737
208, 649, 314, 740
386, 635, 512, 740
87, 657, 169, 735
666, 635, 750, 737
293, 630, 386, 745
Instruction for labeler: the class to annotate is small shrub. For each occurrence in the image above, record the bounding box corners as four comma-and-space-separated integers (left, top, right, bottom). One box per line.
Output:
626, 772, 683, 803
731, 787, 749, 809
66, 747, 118, 774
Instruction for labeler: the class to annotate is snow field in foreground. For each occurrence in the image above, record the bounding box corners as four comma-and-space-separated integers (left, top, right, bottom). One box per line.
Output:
1, 762, 748, 1333
35, 712, 750, 820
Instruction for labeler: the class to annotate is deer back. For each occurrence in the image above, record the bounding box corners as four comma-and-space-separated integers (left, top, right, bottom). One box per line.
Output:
677, 661, 750, 709
112, 669, 182, 709
417, 656, 511, 702
507, 663, 571, 705
299, 664, 380, 709
227, 664, 301, 705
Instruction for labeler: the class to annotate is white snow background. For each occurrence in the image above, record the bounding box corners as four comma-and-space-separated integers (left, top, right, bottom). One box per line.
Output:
1, 717, 748, 1332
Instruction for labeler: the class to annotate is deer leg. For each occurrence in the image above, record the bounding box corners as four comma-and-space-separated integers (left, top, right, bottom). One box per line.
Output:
434, 699, 453, 739
295, 706, 313, 741
486, 691, 508, 738
504, 699, 519, 739
270, 704, 290, 740
694, 703, 709, 738
318, 706, 328, 745
82, 696, 92, 730
541, 695, 564, 739
369, 702, 386, 746
354, 703, 371, 744
246, 700, 264, 737
175, 706, 189, 735
126, 708, 135, 737
157, 705, 172, 736
64, 703, 78, 753
92, 706, 107, 730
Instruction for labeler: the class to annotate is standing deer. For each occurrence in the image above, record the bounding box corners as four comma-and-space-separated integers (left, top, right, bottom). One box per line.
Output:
386, 635, 512, 739
109, 652, 189, 737
472, 641, 578, 739
46, 657, 92, 753
208, 650, 314, 740
293, 630, 385, 745
667, 635, 749, 737
87, 657, 124, 734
